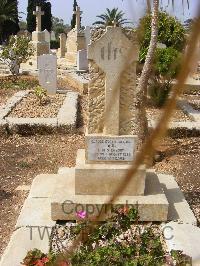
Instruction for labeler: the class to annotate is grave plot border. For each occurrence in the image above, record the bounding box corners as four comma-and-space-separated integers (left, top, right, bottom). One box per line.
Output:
0, 90, 78, 135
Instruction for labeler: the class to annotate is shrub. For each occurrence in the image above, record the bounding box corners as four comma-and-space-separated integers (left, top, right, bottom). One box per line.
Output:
138, 11, 186, 63
50, 40, 59, 49
0, 35, 34, 75
148, 47, 181, 107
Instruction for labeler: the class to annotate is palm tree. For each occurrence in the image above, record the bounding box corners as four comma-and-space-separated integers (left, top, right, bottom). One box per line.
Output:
93, 8, 129, 27
0, 0, 17, 42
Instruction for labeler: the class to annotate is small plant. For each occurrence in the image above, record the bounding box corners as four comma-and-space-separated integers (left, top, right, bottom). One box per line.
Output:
149, 47, 181, 107
18, 161, 30, 169
0, 35, 34, 76
34, 86, 48, 105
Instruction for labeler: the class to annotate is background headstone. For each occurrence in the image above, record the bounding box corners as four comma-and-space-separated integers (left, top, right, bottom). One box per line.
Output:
77, 49, 88, 71
43, 29, 50, 43
50, 31, 56, 41
84, 26, 91, 49
59, 33, 66, 58
38, 54, 57, 95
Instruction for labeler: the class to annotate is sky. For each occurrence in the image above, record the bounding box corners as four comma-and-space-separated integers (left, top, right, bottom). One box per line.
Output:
18, 0, 198, 26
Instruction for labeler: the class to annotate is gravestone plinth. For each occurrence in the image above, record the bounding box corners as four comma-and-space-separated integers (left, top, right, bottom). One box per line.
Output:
51, 27, 169, 221
31, 6, 50, 57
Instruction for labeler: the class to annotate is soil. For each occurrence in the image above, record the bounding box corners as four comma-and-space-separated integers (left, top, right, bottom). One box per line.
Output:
9, 92, 66, 118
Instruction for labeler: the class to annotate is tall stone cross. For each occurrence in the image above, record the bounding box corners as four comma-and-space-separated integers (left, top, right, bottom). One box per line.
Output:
74, 6, 82, 31
33, 6, 44, 32
88, 27, 138, 135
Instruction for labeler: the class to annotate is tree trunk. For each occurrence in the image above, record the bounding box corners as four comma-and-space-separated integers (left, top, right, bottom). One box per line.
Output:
136, 0, 159, 144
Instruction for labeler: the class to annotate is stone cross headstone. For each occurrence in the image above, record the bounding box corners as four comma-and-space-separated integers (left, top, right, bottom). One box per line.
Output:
88, 27, 138, 135
33, 6, 44, 32
74, 6, 82, 31
38, 54, 57, 95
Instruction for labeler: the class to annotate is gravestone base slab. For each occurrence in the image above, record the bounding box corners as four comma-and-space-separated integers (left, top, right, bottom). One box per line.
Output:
51, 170, 169, 222
75, 149, 146, 196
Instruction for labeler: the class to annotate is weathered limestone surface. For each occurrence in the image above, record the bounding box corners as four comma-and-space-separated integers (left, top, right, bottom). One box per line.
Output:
75, 149, 146, 196
58, 33, 67, 58
51, 170, 169, 221
16, 198, 56, 228
163, 222, 200, 265
88, 27, 139, 136
65, 29, 86, 65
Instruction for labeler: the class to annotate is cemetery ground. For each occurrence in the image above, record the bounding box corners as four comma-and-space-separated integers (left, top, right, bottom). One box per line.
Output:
0, 76, 200, 259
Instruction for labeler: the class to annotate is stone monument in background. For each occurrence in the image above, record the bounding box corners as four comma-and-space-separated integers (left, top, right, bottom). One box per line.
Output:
31, 6, 50, 56
52, 27, 169, 222
65, 6, 86, 65
58, 33, 67, 58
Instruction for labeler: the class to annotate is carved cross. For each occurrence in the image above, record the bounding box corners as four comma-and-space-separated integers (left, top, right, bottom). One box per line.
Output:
74, 6, 82, 31
33, 6, 44, 32
88, 27, 138, 135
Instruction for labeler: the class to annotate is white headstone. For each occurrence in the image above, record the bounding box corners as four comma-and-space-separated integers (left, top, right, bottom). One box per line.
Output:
84, 26, 91, 49
77, 49, 88, 71
38, 54, 57, 95
51, 31, 56, 41
43, 29, 50, 43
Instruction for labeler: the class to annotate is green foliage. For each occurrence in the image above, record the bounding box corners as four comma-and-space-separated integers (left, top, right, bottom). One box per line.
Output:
27, 0, 52, 33
22, 248, 57, 266
138, 11, 186, 62
23, 207, 189, 266
0, 76, 39, 90
34, 86, 48, 105
71, 0, 78, 29
0, 0, 19, 43
71, 208, 164, 265
19, 20, 27, 31
148, 80, 171, 108
50, 40, 59, 49
154, 47, 181, 78
149, 47, 181, 107
93, 8, 129, 27
0, 35, 34, 75
52, 16, 69, 40
171, 250, 192, 265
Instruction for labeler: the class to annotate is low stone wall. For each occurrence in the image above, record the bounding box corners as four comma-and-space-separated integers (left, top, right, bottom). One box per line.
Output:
0, 90, 78, 136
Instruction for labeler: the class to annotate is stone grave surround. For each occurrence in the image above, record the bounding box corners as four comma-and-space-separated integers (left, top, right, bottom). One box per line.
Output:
51, 27, 170, 222
31, 6, 50, 57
